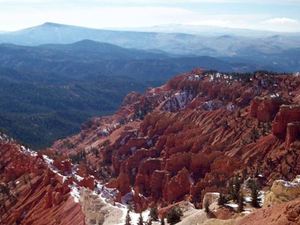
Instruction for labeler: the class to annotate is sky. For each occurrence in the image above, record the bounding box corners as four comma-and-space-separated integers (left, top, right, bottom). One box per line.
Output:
0, 0, 300, 32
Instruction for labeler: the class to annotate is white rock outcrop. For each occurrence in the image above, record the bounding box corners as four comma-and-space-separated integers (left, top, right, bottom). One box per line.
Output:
202, 192, 220, 210
80, 188, 124, 225
264, 175, 300, 207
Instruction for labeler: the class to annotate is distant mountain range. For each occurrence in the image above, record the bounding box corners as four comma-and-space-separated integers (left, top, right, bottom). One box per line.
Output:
114, 24, 288, 37
0, 23, 299, 148
0, 40, 246, 81
0, 40, 252, 149
1, 22, 300, 59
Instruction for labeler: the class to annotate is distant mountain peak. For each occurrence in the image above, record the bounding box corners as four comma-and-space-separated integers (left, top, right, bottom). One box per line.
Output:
74, 39, 99, 45
41, 22, 64, 27
217, 34, 235, 39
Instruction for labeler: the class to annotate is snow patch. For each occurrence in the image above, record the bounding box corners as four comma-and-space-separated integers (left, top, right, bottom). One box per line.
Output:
245, 196, 252, 203
70, 185, 81, 203
42, 155, 68, 182
225, 203, 238, 209
19, 145, 38, 157
163, 90, 194, 112
43, 155, 54, 164
270, 93, 280, 98
74, 174, 84, 182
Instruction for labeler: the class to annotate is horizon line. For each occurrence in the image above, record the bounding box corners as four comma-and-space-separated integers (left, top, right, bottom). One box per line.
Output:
1, 21, 300, 35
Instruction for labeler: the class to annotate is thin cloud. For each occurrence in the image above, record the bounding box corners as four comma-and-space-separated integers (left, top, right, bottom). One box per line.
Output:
0, 1, 299, 32
263, 17, 299, 25
260, 17, 300, 32
1, 0, 300, 3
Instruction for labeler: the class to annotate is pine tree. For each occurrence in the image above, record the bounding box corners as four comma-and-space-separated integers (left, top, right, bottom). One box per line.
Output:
137, 213, 143, 225
191, 191, 201, 208
125, 210, 131, 225
218, 193, 227, 206
228, 176, 241, 203
149, 207, 159, 221
166, 207, 183, 225
250, 180, 261, 208
238, 192, 244, 212
204, 200, 210, 214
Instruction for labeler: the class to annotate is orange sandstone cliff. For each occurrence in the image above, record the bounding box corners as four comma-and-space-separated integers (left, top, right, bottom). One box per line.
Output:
49, 70, 300, 213
4, 70, 300, 224
0, 134, 86, 225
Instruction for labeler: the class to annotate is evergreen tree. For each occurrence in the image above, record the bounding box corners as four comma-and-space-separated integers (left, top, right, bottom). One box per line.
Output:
241, 169, 247, 181
191, 191, 201, 208
125, 210, 131, 225
137, 213, 143, 225
249, 180, 261, 208
149, 207, 159, 221
166, 207, 183, 225
218, 193, 228, 206
204, 200, 210, 214
238, 192, 244, 212
250, 128, 260, 142
228, 176, 242, 203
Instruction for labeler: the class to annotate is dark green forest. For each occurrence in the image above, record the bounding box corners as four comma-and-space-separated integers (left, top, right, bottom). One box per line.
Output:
0, 41, 239, 149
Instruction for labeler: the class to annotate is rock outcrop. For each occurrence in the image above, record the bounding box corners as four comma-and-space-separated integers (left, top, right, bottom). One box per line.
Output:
285, 122, 300, 147
250, 96, 284, 122
202, 192, 220, 209
49, 71, 300, 212
80, 188, 124, 225
0, 137, 85, 225
264, 175, 300, 207
238, 198, 300, 225
272, 105, 300, 138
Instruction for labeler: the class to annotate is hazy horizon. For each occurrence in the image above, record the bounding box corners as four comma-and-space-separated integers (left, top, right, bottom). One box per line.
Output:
0, 0, 300, 32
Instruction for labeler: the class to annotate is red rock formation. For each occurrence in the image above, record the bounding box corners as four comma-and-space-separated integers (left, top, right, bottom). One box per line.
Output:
163, 168, 191, 203
78, 176, 95, 190
7, 69, 300, 224
121, 91, 143, 106
53, 159, 72, 175
272, 105, 300, 138
165, 152, 190, 174
107, 168, 131, 196
0, 139, 85, 225
286, 122, 300, 147
49, 71, 300, 211
238, 198, 300, 225
150, 170, 169, 199
250, 96, 284, 122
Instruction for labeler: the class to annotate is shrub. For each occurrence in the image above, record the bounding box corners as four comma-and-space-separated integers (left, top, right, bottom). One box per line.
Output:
218, 193, 228, 206
149, 207, 159, 221
249, 180, 261, 208
125, 210, 131, 225
204, 200, 210, 213
228, 176, 242, 203
166, 207, 183, 225
137, 213, 143, 225
238, 192, 244, 212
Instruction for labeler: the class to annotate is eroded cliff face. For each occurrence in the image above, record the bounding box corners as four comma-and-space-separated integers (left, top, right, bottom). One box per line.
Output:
0, 134, 85, 225
264, 175, 300, 207
0, 132, 142, 225
48, 70, 300, 212
238, 198, 300, 225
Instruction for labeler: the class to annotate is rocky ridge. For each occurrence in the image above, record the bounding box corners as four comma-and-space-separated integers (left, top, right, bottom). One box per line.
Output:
0, 132, 133, 225
3, 69, 300, 224
0, 130, 158, 225
0, 133, 89, 225
49, 69, 300, 214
